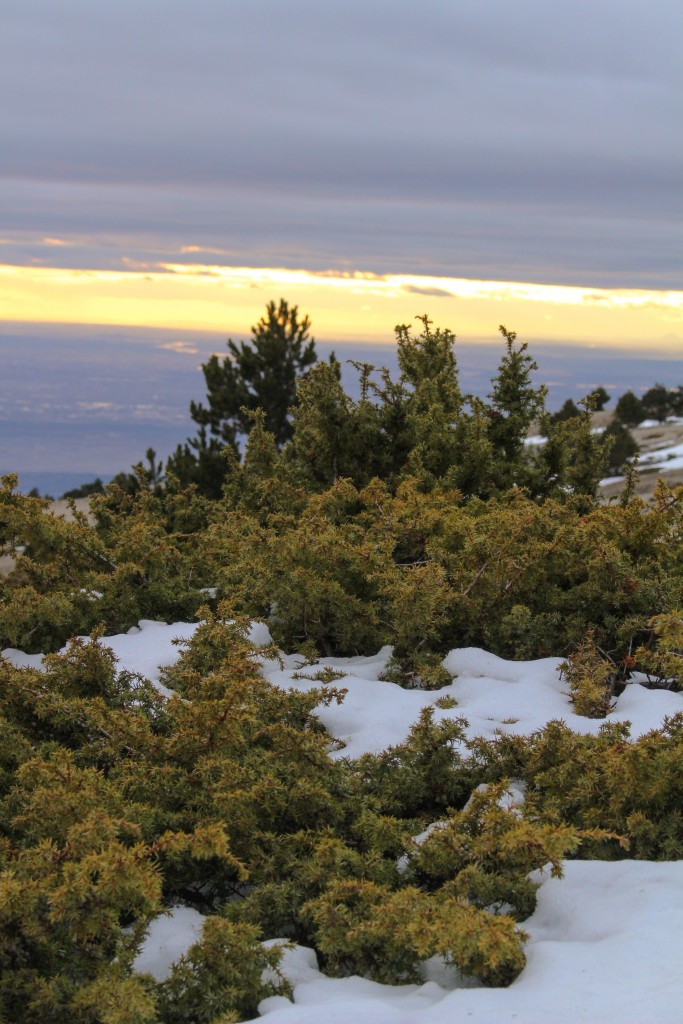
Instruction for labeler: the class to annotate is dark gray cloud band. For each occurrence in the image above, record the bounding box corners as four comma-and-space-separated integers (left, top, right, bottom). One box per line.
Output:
1, 0, 681, 288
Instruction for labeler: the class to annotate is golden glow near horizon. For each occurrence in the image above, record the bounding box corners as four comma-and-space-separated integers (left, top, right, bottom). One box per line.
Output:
0, 261, 681, 349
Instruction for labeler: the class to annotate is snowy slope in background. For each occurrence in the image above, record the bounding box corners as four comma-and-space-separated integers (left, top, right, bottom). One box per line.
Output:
4, 620, 683, 1023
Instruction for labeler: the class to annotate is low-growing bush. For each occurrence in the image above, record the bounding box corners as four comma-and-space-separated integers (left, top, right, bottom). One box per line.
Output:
472, 715, 683, 859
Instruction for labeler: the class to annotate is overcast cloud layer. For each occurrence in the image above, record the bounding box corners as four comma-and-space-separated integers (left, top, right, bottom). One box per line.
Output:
1, 0, 681, 287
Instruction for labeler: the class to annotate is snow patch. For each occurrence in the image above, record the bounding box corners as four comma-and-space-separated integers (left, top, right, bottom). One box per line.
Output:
133, 905, 205, 982
247, 862, 683, 1024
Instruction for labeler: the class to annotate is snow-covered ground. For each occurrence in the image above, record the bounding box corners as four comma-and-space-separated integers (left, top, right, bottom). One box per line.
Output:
638, 438, 683, 473
600, 438, 683, 488
521, 416, 683, 491
5, 620, 683, 1022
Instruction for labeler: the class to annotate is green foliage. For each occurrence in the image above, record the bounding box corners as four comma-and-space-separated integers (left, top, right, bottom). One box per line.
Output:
1, 598, 681, 1017
486, 326, 547, 491
206, 476, 683, 666
304, 878, 526, 986
171, 300, 319, 496
549, 397, 580, 424
614, 389, 645, 427
270, 315, 571, 501
6, 443, 683, 671
165, 431, 231, 502
0, 473, 211, 652
641, 382, 671, 423
300, 788, 611, 988
156, 918, 290, 1023
286, 360, 356, 489
395, 315, 463, 483
603, 419, 639, 474
61, 478, 106, 500
0, 746, 164, 1022
536, 395, 613, 504
0, 613, 546, 1010
402, 782, 601, 920
0, 619, 342, 1020
474, 716, 683, 859
635, 611, 683, 691
196, 298, 317, 446
590, 386, 610, 411
356, 708, 476, 818
5, 313, 683, 1017
160, 313, 614, 509
560, 630, 616, 718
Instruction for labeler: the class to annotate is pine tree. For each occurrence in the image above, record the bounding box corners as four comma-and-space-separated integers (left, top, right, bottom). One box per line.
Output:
603, 420, 639, 474
554, 396, 613, 501
165, 429, 233, 501
614, 390, 645, 427
190, 299, 317, 449
590, 386, 610, 411
286, 360, 353, 489
641, 383, 671, 423
549, 397, 581, 426
168, 300, 318, 497
486, 325, 547, 491
397, 316, 462, 484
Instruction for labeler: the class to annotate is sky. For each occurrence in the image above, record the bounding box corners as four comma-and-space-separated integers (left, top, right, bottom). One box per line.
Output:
1, 0, 682, 348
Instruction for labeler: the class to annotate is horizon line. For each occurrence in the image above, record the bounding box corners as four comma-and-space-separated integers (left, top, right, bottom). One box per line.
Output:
1, 261, 682, 351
